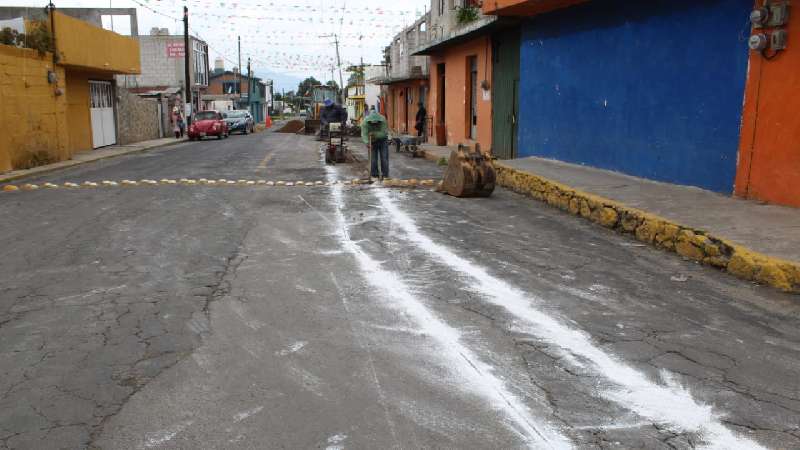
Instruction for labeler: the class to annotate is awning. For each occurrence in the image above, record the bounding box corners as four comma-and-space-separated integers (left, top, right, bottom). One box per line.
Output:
368, 74, 428, 86
412, 16, 519, 56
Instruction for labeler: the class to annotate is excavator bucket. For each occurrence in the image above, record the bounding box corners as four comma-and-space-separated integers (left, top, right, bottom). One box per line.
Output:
437, 144, 496, 197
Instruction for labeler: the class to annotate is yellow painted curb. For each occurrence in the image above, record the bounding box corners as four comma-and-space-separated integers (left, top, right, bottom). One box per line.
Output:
494, 163, 800, 294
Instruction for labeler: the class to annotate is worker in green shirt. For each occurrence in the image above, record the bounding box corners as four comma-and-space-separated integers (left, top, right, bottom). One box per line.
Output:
361, 106, 390, 179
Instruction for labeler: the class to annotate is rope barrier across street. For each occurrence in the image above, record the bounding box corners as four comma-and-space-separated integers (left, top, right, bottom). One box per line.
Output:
2, 178, 438, 192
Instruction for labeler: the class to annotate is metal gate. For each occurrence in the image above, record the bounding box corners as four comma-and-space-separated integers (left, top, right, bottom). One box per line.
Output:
90, 80, 117, 148
491, 29, 520, 159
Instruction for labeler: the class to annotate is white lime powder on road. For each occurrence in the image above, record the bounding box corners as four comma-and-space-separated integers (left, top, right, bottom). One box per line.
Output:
372, 188, 767, 450
325, 169, 572, 449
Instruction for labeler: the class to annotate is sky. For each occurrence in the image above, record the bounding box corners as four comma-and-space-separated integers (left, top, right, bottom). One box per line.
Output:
3, 0, 430, 91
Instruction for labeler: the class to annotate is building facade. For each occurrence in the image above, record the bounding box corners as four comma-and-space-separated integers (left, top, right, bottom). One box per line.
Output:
205, 70, 271, 123
0, 10, 140, 172
375, 13, 431, 136
363, 65, 385, 112
345, 84, 366, 124
119, 28, 209, 118
483, 0, 799, 207
414, 1, 497, 149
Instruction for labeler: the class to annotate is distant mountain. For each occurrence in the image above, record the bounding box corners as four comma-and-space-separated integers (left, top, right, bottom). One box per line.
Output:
253, 70, 304, 93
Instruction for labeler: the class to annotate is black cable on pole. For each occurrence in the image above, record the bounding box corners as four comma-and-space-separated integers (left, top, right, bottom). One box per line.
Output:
184, 6, 192, 124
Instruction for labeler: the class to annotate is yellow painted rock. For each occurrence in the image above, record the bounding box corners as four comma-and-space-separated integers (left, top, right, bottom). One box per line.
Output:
198, 178, 209, 184
226, 181, 236, 185
277, 181, 286, 186
82, 182, 98, 188
64, 182, 79, 188
207, 180, 217, 185
186, 180, 197, 185
256, 180, 267, 185
22, 184, 39, 190
285, 182, 294, 186
107, 181, 119, 187
315, 181, 324, 185
2, 185, 19, 192
408, 179, 419, 186
43, 183, 59, 189
305, 182, 314, 186
266, 181, 275, 186
237, 179, 248, 184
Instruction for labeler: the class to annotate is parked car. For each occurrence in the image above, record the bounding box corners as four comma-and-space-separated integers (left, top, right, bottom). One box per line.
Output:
188, 110, 228, 140
222, 110, 255, 135
299, 110, 308, 119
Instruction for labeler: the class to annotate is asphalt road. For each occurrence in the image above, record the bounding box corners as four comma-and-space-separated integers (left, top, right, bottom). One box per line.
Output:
1, 130, 799, 449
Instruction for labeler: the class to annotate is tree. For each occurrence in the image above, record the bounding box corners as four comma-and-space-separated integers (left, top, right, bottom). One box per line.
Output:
326, 80, 339, 90
297, 77, 321, 97
346, 65, 364, 86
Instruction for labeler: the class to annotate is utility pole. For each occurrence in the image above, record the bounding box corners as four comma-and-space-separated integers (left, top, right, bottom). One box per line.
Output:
320, 34, 344, 103
246, 57, 251, 116
183, 6, 192, 124
334, 34, 344, 103
236, 36, 242, 105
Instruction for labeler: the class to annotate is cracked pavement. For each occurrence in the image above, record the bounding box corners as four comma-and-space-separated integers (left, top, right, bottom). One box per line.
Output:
1, 129, 799, 449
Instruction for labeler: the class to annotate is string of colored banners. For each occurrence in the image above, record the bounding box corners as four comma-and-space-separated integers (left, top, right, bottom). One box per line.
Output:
129, 0, 385, 72
142, 0, 420, 17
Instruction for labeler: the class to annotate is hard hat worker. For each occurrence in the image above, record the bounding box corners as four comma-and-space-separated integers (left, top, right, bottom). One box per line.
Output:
361, 106, 390, 179
320, 99, 348, 138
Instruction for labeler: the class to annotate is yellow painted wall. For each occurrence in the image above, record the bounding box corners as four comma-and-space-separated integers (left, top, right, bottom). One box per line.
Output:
0, 45, 68, 172
65, 70, 114, 153
53, 12, 140, 75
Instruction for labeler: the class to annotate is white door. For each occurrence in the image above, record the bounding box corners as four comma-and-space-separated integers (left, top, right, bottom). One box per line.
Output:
89, 81, 117, 148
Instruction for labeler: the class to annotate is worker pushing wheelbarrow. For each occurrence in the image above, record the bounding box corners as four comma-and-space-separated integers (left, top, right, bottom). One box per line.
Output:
324, 122, 349, 164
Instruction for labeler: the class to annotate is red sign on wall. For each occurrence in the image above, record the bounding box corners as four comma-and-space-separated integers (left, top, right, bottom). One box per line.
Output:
166, 43, 185, 58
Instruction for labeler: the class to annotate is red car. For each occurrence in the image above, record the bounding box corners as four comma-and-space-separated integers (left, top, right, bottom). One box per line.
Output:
188, 110, 229, 140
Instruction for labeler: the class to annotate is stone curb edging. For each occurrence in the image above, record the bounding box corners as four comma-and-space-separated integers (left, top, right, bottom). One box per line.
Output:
495, 163, 800, 294
0, 139, 188, 184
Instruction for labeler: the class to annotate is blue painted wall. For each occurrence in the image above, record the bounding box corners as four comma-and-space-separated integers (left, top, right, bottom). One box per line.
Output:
517, 0, 752, 193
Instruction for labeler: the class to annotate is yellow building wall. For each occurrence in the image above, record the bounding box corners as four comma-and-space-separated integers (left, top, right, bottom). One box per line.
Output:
54, 12, 141, 74
65, 70, 114, 153
0, 45, 68, 172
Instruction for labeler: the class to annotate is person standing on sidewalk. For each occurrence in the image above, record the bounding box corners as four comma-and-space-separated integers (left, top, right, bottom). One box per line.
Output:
414, 102, 427, 138
361, 106, 390, 179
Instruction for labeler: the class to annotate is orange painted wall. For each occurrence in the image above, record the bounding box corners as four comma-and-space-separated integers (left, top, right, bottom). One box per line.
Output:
386, 80, 428, 135
428, 36, 493, 151
482, 0, 588, 16
735, 8, 800, 208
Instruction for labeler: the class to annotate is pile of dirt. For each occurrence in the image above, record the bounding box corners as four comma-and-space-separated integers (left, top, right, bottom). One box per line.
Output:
276, 120, 305, 133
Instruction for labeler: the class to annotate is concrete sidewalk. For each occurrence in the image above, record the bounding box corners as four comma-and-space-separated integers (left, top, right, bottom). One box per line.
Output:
498, 156, 800, 293
419, 143, 454, 163
0, 137, 187, 183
